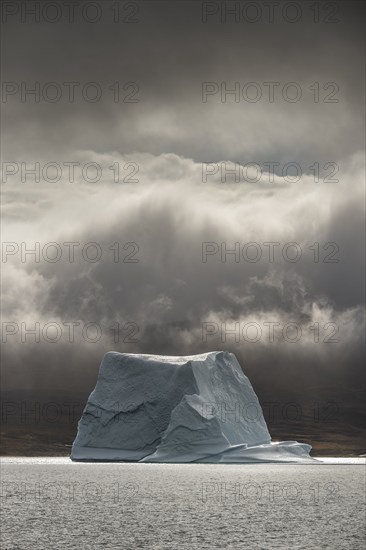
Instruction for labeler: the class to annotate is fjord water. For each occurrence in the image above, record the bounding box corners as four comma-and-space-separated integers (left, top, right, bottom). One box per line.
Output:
1, 459, 365, 549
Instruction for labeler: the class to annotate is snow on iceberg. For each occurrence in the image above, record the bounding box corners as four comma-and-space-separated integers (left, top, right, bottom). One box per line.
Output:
71, 351, 315, 463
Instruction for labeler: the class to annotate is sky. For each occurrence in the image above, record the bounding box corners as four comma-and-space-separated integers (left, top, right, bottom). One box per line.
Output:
1, 0, 365, 398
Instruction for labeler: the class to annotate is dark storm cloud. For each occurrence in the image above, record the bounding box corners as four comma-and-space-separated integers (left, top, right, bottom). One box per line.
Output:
1, 1, 365, 164
1, 1, 365, 393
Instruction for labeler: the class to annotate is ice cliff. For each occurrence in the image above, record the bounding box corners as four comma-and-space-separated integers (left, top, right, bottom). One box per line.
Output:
71, 351, 314, 463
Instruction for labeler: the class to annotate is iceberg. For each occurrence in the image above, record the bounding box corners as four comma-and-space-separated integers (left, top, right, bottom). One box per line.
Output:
71, 351, 315, 463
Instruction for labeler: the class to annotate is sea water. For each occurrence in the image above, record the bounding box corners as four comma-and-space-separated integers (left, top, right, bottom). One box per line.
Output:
1, 458, 365, 549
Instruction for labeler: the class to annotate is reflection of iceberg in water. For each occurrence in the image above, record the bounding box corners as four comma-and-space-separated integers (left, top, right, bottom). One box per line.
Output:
71, 351, 315, 463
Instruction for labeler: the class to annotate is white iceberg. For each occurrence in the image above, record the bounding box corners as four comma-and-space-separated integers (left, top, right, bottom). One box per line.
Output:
71, 351, 315, 463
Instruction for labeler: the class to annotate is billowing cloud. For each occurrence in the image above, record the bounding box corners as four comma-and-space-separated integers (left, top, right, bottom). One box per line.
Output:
1, 151, 364, 392
1, 1, 364, 398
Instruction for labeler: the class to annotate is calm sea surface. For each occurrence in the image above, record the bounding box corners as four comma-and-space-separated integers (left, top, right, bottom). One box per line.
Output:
1, 458, 365, 549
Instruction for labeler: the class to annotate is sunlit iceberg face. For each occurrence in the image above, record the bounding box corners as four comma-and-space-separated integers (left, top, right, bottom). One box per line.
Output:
71, 351, 314, 463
